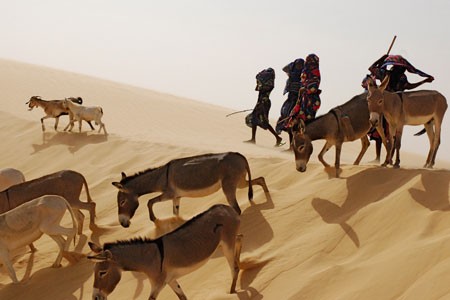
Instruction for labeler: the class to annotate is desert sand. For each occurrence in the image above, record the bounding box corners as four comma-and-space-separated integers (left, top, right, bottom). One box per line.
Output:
0, 58, 449, 300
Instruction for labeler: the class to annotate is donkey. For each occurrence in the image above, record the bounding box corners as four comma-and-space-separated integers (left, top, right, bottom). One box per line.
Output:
26, 96, 94, 131
0, 168, 25, 192
0, 170, 96, 234
367, 75, 447, 168
292, 92, 386, 177
0, 195, 77, 283
88, 204, 242, 300
112, 152, 269, 227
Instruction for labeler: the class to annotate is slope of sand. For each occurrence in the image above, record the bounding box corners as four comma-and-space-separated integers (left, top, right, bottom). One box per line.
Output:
0, 59, 449, 300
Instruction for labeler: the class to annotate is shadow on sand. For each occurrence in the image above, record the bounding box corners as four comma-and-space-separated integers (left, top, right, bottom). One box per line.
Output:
0, 256, 93, 300
31, 131, 107, 154
312, 167, 450, 248
234, 187, 274, 298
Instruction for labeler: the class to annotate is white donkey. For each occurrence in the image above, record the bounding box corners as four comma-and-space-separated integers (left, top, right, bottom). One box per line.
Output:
0, 168, 25, 192
62, 98, 107, 135
0, 195, 77, 283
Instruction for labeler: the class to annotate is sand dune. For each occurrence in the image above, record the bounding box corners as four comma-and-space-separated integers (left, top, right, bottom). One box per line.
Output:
0, 59, 449, 300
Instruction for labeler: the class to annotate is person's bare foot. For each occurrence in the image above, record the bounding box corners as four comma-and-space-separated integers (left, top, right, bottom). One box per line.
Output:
274, 137, 285, 147
244, 139, 256, 144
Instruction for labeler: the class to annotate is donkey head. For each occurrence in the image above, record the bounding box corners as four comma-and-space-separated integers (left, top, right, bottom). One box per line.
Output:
112, 173, 139, 228
88, 242, 122, 300
292, 119, 313, 172
367, 75, 390, 127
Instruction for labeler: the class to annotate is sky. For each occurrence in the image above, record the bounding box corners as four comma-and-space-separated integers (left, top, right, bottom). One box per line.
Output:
0, 0, 449, 159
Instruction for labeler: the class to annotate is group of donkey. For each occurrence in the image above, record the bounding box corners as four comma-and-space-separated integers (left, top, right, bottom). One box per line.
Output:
0, 152, 270, 299
290, 75, 447, 177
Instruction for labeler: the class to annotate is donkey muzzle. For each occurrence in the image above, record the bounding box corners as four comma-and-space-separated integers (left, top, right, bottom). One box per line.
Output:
119, 214, 130, 228
295, 160, 307, 172
369, 112, 380, 127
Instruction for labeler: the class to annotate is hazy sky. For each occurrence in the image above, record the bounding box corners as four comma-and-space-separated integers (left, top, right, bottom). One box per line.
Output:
1, 0, 449, 159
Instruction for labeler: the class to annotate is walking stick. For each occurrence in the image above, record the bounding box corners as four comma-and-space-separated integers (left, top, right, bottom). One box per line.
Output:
386, 35, 397, 55
225, 109, 253, 117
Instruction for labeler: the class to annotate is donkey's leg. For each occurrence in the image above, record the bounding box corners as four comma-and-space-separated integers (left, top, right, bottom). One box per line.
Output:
221, 234, 242, 294
423, 121, 435, 167
0, 250, 19, 283
353, 136, 370, 165
383, 124, 396, 167
29, 243, 37, 252
40, 219, 74, 267
74, 201, 96, 229
72, 209, 85, 234
222, 179, 241, 215
147, 194, 172, 221
430, 120, 442, 168
393, 127, 403, 168
149, 278, 166, 300
250, 177, 269, 193
318, 141, 333, 168
334, 142, 343, 177
47, 234, 66, 267
238, 174, 270, 199
375, 123, 391, 166
168, 280, 187, 300
172, 197, 181, 216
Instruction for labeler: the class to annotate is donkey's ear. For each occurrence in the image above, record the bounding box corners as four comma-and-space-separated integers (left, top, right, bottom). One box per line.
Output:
367, 76, 377, 93
112, 182, 123, 189
379, 74, 390, 92
88, 241, 103, 253
87, 252, 110, 262
104, 250, 113, 260
121, 172, 127, 179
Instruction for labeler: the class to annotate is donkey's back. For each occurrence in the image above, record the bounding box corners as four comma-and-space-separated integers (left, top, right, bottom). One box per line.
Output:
0, 170, 96, 233
0, 168, 25, 192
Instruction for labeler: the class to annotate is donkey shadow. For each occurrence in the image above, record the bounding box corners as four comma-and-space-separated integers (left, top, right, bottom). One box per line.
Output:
0, 255, 92, 300
409, 169, 450, 211
311, 167, 437, 247
31, 131, 107, 154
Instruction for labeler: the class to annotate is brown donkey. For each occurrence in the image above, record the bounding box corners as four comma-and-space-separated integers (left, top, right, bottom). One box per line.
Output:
292, 92, 386, 177
0, 170, 96, 234
367, 76, 447, 168
112, 152, 269, 227
88, 204, 242, 300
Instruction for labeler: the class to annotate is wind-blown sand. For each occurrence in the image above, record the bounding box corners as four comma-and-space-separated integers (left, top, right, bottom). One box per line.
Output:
0, 59, 449, 300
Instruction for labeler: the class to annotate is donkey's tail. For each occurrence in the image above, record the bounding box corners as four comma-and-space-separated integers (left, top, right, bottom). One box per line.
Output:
82, 175, 93, 203
243, 155, 253, 201
414, 127, 427, 136
63, 198, 78, 246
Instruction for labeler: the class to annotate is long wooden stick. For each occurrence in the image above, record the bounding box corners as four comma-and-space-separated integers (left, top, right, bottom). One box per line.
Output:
226, 109, 253, 117
386, 35, 397, 55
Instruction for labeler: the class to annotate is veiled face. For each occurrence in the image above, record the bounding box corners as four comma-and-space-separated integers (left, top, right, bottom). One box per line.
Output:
292, 132, 313, 172
92, 260, 122, 300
